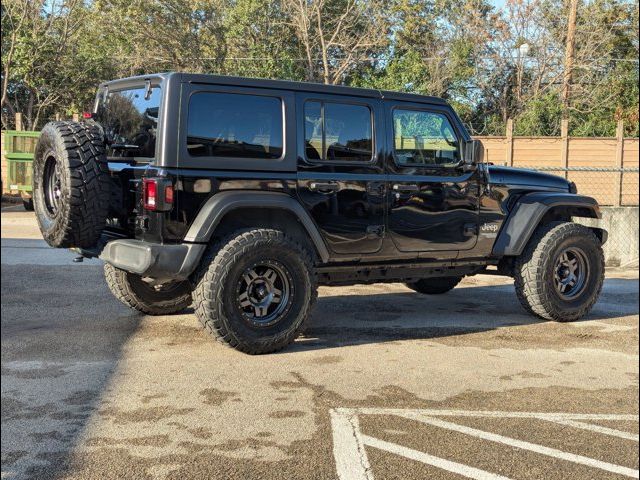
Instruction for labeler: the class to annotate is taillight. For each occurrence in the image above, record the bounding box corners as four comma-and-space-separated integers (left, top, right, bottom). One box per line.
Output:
142, 178, 174, 212
143, 178, 158, 210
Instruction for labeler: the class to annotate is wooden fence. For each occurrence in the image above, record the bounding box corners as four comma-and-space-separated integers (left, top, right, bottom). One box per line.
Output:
477, 119, 639, 206
2, 115, 639, 206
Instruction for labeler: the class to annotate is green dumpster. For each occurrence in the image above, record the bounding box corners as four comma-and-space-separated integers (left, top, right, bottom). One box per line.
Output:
3, 130, 39, 209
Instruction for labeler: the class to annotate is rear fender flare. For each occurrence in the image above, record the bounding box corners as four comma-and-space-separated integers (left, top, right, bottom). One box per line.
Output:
183, 191, 330, 263
492, 192, 602, 257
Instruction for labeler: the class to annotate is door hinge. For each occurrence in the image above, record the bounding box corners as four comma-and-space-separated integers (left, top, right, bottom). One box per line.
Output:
463, 223, 478, 237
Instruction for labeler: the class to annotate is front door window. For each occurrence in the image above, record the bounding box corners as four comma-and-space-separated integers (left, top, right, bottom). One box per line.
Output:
393, 109, 460, 167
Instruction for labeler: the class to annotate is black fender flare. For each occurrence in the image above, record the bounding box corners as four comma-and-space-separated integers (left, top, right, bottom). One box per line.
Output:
492, 192, 603, 257
183, 190, 330, 263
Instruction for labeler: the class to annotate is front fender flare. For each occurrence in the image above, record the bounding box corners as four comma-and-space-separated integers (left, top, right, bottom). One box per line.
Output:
183, 191, 330, 263
492, 192, 602, 257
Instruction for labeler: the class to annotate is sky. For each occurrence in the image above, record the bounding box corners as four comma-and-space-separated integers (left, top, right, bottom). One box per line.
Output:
489, 0, 507, 9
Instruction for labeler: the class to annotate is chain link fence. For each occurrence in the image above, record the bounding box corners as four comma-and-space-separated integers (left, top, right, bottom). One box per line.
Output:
514, 165, 639, 267
515, 166, 639, 207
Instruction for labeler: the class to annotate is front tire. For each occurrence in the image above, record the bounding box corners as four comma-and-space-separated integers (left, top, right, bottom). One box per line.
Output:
104, 263, 192, 315
405, 277, 462, 295
514, 221, 604, 321
192, 229, 317, 354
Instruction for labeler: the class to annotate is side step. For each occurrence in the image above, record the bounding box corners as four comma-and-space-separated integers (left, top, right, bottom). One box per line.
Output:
317, 261, 489, 286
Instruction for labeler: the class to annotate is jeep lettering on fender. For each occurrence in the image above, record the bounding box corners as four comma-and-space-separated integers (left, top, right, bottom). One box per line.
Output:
480, 222, 500, 237
33, 73, 607, 354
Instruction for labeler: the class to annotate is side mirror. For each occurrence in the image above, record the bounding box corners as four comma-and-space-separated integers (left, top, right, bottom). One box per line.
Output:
464, 139, 484, 165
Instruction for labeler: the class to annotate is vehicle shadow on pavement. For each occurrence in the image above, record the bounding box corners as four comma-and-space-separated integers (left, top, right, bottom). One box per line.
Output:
1, 263, 142, 480
292, 278, 639, 351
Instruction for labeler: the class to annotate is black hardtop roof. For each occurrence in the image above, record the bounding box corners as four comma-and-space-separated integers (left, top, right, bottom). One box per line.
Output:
100, 72, 449, 106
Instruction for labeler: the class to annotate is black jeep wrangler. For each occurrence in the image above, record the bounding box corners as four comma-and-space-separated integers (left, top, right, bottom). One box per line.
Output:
32, 73, 607, 354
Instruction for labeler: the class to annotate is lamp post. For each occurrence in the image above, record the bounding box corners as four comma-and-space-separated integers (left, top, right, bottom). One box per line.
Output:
516, 42, 530, 103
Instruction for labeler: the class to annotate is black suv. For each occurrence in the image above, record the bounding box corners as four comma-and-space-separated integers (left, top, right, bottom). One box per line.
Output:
32, 73, 607, 354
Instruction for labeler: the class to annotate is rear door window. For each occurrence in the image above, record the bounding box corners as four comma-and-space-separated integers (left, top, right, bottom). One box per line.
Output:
187, 92, 283, 159
304, 101, 373, 162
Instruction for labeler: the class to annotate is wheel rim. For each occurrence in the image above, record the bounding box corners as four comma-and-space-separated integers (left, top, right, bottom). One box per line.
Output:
235, 260, 293, 327
43, 155, 62, 217
553, 247, 589, 299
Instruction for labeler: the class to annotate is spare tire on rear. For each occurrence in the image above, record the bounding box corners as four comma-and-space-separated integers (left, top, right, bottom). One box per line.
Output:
33, 121, 110, 248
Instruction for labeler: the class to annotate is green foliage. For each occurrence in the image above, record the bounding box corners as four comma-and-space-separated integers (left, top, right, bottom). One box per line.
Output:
1, 0, 638, 136
514, 93, 563, 136
222, 0, 305, 80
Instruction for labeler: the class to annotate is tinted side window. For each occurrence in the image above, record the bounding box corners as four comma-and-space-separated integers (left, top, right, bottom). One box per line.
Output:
304, 101, 372, 162
304, 101, 323, 161
393, 109, 460, 166
187, 92, 283, 159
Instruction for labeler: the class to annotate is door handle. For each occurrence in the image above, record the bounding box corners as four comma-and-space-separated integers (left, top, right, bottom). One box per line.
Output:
392, 184, 420, 193
309, 181, 339, 193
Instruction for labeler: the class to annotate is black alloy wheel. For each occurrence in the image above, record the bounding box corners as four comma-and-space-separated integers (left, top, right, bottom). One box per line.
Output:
235, 260, 293, 327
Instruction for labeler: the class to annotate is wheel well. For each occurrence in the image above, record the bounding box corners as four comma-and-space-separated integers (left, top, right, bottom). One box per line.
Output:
211, 207, 319, 261
539, 205, 598, 226
497, 204, 601, 275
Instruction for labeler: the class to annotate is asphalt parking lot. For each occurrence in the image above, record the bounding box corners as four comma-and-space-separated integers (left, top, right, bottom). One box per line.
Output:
1, 208, 639, 480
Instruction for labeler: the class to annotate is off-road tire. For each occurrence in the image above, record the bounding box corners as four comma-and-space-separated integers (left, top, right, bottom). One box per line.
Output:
192, 229, 317, 354
22, 198, 34, 211
405, 277, 462, 295
33, 121, 110, 248
104, 263, 192, 315
514, 221, 604, 321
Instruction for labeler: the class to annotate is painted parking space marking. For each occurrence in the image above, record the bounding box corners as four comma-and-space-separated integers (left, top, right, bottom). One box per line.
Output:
361, 435, 511, 480
331, 408, 640, 480
547, 418, 639, 441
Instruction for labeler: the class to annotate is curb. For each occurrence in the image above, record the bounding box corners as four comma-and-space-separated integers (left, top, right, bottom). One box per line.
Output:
1, 194, 22, 204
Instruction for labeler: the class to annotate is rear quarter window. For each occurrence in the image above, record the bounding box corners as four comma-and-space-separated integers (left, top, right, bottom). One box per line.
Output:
186, 92, 283, 159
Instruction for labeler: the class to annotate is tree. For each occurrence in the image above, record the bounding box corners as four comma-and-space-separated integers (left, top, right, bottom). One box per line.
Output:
1, 0, 93, 129
90, 0, 228, 76
223, 0, 305, 80
1, 0, 637, 135
284, 0, 391, 84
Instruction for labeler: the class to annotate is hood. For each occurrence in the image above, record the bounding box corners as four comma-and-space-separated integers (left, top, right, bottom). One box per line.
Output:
488, 165, 570, 191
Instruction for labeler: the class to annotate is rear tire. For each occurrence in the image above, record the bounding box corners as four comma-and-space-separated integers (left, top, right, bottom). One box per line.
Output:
192, 229, 317, 354
406, 276, 462, 295
514, 221, 604, 321
33, 121, 110, 248
104, 263, 192, 315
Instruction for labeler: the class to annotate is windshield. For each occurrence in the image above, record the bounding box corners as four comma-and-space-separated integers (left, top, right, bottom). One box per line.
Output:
95, 85, 162, 159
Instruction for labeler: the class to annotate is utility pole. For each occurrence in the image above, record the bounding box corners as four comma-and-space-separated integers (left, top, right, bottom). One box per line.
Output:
562, 0, 579, 119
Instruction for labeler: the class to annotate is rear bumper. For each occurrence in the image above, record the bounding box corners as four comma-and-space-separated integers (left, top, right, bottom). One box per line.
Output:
98, 239, 206, 281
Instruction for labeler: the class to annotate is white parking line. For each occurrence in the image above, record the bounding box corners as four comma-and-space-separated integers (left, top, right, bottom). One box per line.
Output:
546, 418, 639, 442
340, 408, 640, 421
361, 435, 512, 480
330, 409, 373, 480
331, 408, 640, 480
405, 414, 639, 479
